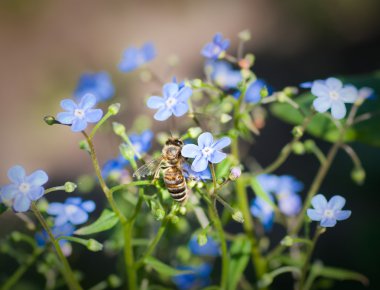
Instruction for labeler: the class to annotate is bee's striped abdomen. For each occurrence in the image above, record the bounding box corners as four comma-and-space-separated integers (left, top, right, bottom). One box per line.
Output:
163, 167, 187, 203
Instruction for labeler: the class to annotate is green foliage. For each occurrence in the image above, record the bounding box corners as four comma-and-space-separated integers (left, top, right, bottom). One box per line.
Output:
227, 236, 251, 290
271, 71, 380, 147
144, 256, 193, 277
75, 209, 119, 236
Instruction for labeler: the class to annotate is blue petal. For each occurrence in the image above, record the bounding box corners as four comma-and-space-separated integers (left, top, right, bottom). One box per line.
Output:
176, 87, 192, 103
335, 210, 351, 221
197, 132, 213, 148
141, 42, 156, 61
56, 112, 75, 124
1, 184, 19, 200
118, 47, 139, 72
327, 195, 346, 210
188, 236, 220, 257
278, 193, 301, 216
181, 144, 200, 158
320, 217, 337, 227
66, 197, 82, 205
81, 200, 96, 212
307, 209, 323, 221
26, 170, 48, 186
154, 107, 172, 121
47, 203, 64, 215
311, 83, 329, 99
331, 101, 346, 119
79, 94, 96, 110
191, 155, 208, 172
85, 109, 103, 123
27, 187, 44, 201
313, 97, 331, 113
71, 118, 88, 132
172, 103, 188, 117
68, 208, 88, 225
209, 151, 226, 164
60, 99, 77, 111
163, 83, 179, 99
339, 86, 358, 103
147, 96, 165, 109
245, 80, 266, 103
213, 33, 223, 43
311, 194, 327, 211
201, 43, 217, 59
55, 214, 69, 226
8, 165, 26, 183
13, 194, 31, 212
212, 136, 231, 150
326, 78, 342, 90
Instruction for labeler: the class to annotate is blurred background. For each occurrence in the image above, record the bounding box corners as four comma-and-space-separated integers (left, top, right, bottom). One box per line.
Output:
0, 0, 380, 289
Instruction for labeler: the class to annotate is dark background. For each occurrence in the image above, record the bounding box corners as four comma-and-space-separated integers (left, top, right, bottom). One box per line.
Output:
0, 0, 379, 289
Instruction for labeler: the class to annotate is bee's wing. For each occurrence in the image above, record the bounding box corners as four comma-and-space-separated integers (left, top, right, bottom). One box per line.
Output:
133, 157, 164, 179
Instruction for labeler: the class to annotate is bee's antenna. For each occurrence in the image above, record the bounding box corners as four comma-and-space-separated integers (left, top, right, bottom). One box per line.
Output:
169, 130, 174, 138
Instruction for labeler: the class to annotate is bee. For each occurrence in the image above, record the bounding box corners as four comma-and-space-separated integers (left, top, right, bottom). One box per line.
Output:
133, 137, 188, 203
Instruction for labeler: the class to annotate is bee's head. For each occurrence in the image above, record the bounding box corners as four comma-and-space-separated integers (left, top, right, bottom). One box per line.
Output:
163, 138, 183, 159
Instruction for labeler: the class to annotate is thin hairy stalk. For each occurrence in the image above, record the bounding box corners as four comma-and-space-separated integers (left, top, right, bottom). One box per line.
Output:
31, 203, 82, 290
1, 248, 43, 290
44, 186, 66, 195
110, 180, 152, 194
90, 110, 114, 140
341, 144, 362, 169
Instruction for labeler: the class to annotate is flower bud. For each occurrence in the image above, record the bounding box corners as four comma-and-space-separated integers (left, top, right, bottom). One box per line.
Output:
191, 79, 203, 88
277, 92, 287, 103
351, 167, 366, 185
292, 126, 304, 138
280, 236, 293, 247
112, 122, 126, 136
170, 215, 180, 224
229, 167, 242, 180
44, 115, 58, 126
87, 239, 103, 252
154, 209, 165, 221
64, 182, 77, 193
119, 144, 135, 161
11, 232, 22, 242
179, 206, 187, 216
232, 210, 244, 223
188, 127, 202, 139
107, 275, 122, 288
197, 233, 208, 246
238, 29, 251, 42
304, 139, 315, 152
292, 141, 305, 155
283, 86, 298, 96
220, 114, 232, 123
79, 140, 90, 152
108, 103, 120, 115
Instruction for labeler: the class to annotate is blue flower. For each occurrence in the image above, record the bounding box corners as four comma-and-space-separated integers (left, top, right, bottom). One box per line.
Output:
244, 79, 272, 103
183, 163, 211, 181
147, 82, 192, 121
201, 33, 230, 60
1, 166, 48, 212
206, 61, 242, 90
56, 94, 103, 132
250, 196, 275, 231
74, 71, 115, 103
118, 42, 156, 72
181, 132, 231, 172
47, 197, 96, 226
307, 194, 351, 227
35, 223, 75, 256
172, 263, 212, 290
129, 130, 154, 155
311, 77, 358, 119
299, 80, 323, 89
102, 155, 129, 179
188, 236, 220, 257
256, 174, 279, 193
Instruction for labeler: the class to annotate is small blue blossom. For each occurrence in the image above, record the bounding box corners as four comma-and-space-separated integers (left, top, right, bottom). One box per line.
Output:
183, 163, 211, 181
201, 33, 230, 60
56, 94, 103, 132
311, 77, 358, 119
102, 155, 129, 179
118, 42, 156, 72
299, 80, 323, 89
1, 165, 48, 212
74, 71, 115, 103
35, 223, 75, 256
250, 196, 275, 231
206, 61, 242, 90
358, 86, 376, 100
129, 130, 154, 155
181, 132, 231, 172
172, 263, 212, 290
244, 79, 272, 103
47, 197, 96, 226
147, 82, 192, 121
307, 194, 351, 227
188, 236, 220, 257
256, 174, 279, 193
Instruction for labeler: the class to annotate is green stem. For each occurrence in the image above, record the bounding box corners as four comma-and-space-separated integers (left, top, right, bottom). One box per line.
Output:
44, 185, 66, 195
90, 111, 113, 140
31, 203, 82, 290
110, 180, 152, 194
1, 248, 43, 290
120, 132, 142, 160
124, 222, 137, 290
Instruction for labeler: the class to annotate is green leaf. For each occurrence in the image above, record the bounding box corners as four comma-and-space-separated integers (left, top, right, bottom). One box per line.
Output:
270, 71, 380, 147
216, 156, 233, 179
144, 256, 193, 277
74, 209, 119, 236
312, 264, 369, 286
227, 236, 251, 290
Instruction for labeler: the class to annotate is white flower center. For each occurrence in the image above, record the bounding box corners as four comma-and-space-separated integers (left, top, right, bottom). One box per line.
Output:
165, 97, 177, 109
65, 205, 78, 215
18, 182, 30, 194
323, 209, 334, 218
329, 91, 340, 100
202, 146, 214, 157
74, 109, 85, 119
